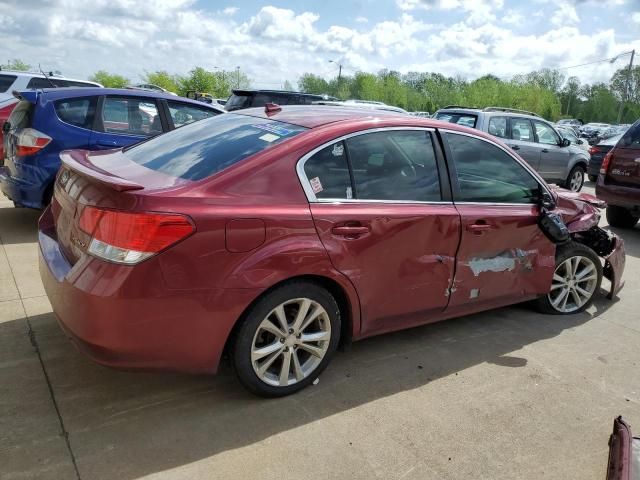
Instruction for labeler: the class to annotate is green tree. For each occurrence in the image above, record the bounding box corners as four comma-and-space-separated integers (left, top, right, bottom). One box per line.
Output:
89, 70, 129, 88
610, 65, 640, 104
299, 73, 330, 95
3, 59, 31, 71
283, 80, 294, 91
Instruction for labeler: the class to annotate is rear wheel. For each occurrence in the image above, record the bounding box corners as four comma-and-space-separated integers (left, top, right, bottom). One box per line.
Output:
535, 242, 602, 315
565, 165, 585, 192
233, 281, 341, 397
606, 205, 639, 229
587, 174, 597, 182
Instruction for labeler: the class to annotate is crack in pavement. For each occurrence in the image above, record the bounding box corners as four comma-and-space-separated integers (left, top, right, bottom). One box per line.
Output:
1, 237, 82, 480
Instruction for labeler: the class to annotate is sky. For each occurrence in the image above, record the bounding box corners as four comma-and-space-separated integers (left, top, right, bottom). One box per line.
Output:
0, 0, 639, 88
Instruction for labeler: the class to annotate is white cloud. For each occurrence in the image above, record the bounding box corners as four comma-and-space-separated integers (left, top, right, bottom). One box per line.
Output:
502, 10, 524, 26
632, 12, 640, 23
355, 16, 369, 23
222, 7, 238, 15
552, 2, 580, 26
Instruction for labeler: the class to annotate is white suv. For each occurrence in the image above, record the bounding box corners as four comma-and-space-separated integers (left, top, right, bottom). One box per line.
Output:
0, 70, 102, 103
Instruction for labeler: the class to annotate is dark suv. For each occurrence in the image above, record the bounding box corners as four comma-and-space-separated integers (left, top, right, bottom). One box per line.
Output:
225, 89, 330, 111
596, 119, 640, 228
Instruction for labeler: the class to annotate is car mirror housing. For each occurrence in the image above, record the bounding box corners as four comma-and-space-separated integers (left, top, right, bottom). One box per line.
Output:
561, 138, 571, 147
538, 187, 556, 210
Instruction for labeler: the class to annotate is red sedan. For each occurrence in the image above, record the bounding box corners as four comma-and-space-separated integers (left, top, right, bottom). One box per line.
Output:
38, 105, 625, 396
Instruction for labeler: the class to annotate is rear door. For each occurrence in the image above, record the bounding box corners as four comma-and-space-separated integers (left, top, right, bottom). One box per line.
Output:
507, 117, 541, 170
90, 95, 164, 150
300, 128, 461, 336
441, 130, 555, 313
607, 121, 640, 188
533, 120, 570, 181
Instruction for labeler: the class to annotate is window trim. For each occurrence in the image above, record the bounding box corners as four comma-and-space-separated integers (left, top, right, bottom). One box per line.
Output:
296, 126, 450, 205
439, 128, 550, 206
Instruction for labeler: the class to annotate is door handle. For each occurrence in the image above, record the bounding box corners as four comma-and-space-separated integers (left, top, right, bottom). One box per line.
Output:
541, 149, 549, 153
466, 223, 493, 235
331, 225, 370, 237
509, 145, 520, 150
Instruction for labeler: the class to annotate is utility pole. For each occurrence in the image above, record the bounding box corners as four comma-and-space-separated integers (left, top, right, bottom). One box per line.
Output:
329, 59, 342, 82
616, 49, 635, 124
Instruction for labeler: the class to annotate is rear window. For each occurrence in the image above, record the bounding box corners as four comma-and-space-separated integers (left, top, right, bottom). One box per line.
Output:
54, 97, 95, 128
225, 93, 252, 111
619, 122, 640, 150
124, 114, 307, 181
434, 112, 477, 128
7, 100, 33, 129
0, 74, 17, 93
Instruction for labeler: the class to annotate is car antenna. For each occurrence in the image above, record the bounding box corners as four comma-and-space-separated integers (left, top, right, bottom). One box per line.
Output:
38, 64, 56, 88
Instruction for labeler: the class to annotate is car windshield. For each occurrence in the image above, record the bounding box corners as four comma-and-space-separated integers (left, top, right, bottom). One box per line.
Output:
124, 114, 307, 181
434, 112, 477, 128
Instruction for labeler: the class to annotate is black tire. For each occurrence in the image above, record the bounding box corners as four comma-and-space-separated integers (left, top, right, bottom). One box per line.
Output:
535, 241, 602, 315
233, 281, 341, 397
565, 164, 585, 192
587, 174, 597, 182
606, 205, 639, 229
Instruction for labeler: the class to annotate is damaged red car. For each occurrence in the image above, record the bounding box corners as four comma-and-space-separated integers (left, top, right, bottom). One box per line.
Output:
38, 106, 625, 396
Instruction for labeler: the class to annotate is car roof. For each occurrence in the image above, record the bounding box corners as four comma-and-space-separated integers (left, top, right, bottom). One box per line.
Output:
233, 104, 470, 130
19, 87, 221, 108
231, 89, 324, 98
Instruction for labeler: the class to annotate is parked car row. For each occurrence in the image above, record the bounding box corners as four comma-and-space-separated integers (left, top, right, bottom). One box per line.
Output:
434, 105, 590, 191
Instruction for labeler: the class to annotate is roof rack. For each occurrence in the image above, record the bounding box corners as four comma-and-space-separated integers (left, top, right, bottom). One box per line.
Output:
440, 105, 477, 110
483, 107, 540, 117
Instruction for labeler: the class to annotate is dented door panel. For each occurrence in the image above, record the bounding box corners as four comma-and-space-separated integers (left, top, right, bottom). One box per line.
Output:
447, 204, 556, 312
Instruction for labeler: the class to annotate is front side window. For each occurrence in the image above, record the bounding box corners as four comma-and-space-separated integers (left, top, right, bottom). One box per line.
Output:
303, 141, 352, 199
488, 117, 508, 138
346, 130, 441, 201
167, 101, 219, 128
534, 121, 560, 145
54, 97, 95, 129
100, 97, 161, 136
510, 118, 534, 142
445, 133, 539, 204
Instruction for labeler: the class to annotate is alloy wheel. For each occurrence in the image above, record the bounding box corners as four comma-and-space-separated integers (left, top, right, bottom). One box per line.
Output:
547, 255, 598, 313
569, 170, 584, 191
251, 298, 331, 387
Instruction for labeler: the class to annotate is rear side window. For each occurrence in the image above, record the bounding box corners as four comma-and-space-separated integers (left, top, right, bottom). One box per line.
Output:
125, 114, 306, 181
488, 117, 508, 138
346, 130, 441, 201
303, 141, 352, 199
510, 118, 534, 142
0, 74, 17, 93
166, 101, 219, 128
434, 112, 477, 128
100, 97, 161, 136
619, 122, 640, 150
54, 97, 96, 129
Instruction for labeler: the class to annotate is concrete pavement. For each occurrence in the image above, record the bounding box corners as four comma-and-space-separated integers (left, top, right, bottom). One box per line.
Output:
1, 184, 639, 480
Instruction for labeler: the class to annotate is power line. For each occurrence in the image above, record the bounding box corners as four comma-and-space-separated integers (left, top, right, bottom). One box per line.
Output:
557, 51, 633, 70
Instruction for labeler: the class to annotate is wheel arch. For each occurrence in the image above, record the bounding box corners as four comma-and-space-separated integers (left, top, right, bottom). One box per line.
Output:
222, 273, 360, 362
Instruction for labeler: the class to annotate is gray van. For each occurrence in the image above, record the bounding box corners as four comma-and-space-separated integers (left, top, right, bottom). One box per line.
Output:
434, 106, 590, 191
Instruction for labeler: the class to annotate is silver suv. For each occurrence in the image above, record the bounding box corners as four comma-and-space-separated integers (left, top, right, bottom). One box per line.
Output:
434, 106, 589, 191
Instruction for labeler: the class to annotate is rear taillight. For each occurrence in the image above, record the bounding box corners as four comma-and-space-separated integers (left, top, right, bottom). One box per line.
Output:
600, 151, 613, 175
78, 206, 194, 264
15, 128, 52, 156
588, 146, 600, 155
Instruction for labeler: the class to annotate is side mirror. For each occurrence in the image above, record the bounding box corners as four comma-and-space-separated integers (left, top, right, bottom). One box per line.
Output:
577, 139, 583, 145
561, 138, 571, 147
1, 121, 9, 133
539, 187, 556, 210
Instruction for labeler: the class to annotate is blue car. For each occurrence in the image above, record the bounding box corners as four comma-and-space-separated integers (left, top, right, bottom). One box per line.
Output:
1, 88, 224, 208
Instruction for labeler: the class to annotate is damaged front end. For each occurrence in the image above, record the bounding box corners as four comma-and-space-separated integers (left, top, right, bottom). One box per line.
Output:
553, 187, 626, 299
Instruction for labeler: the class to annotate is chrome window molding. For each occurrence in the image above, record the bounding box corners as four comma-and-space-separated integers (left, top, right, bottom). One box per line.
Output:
296, 126, 436, 204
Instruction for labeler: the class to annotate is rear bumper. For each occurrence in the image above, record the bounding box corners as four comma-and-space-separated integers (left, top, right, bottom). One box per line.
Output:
596, 180, 640, 210
0, 164, 48, 209
38, 207, 262, 374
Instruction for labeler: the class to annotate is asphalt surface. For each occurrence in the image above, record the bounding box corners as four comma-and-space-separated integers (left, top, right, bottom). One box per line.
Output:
1, 182, 639, 480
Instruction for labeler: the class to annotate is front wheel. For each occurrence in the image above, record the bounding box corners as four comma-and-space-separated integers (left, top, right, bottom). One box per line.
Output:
233, 281, 341, 397
535, 242, 602, 315
565, 165, 585, 192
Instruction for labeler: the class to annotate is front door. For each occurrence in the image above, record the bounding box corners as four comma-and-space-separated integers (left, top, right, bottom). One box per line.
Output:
533, 120, 571, 182
300, 129, 461, 336
441, 130, 555, 314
